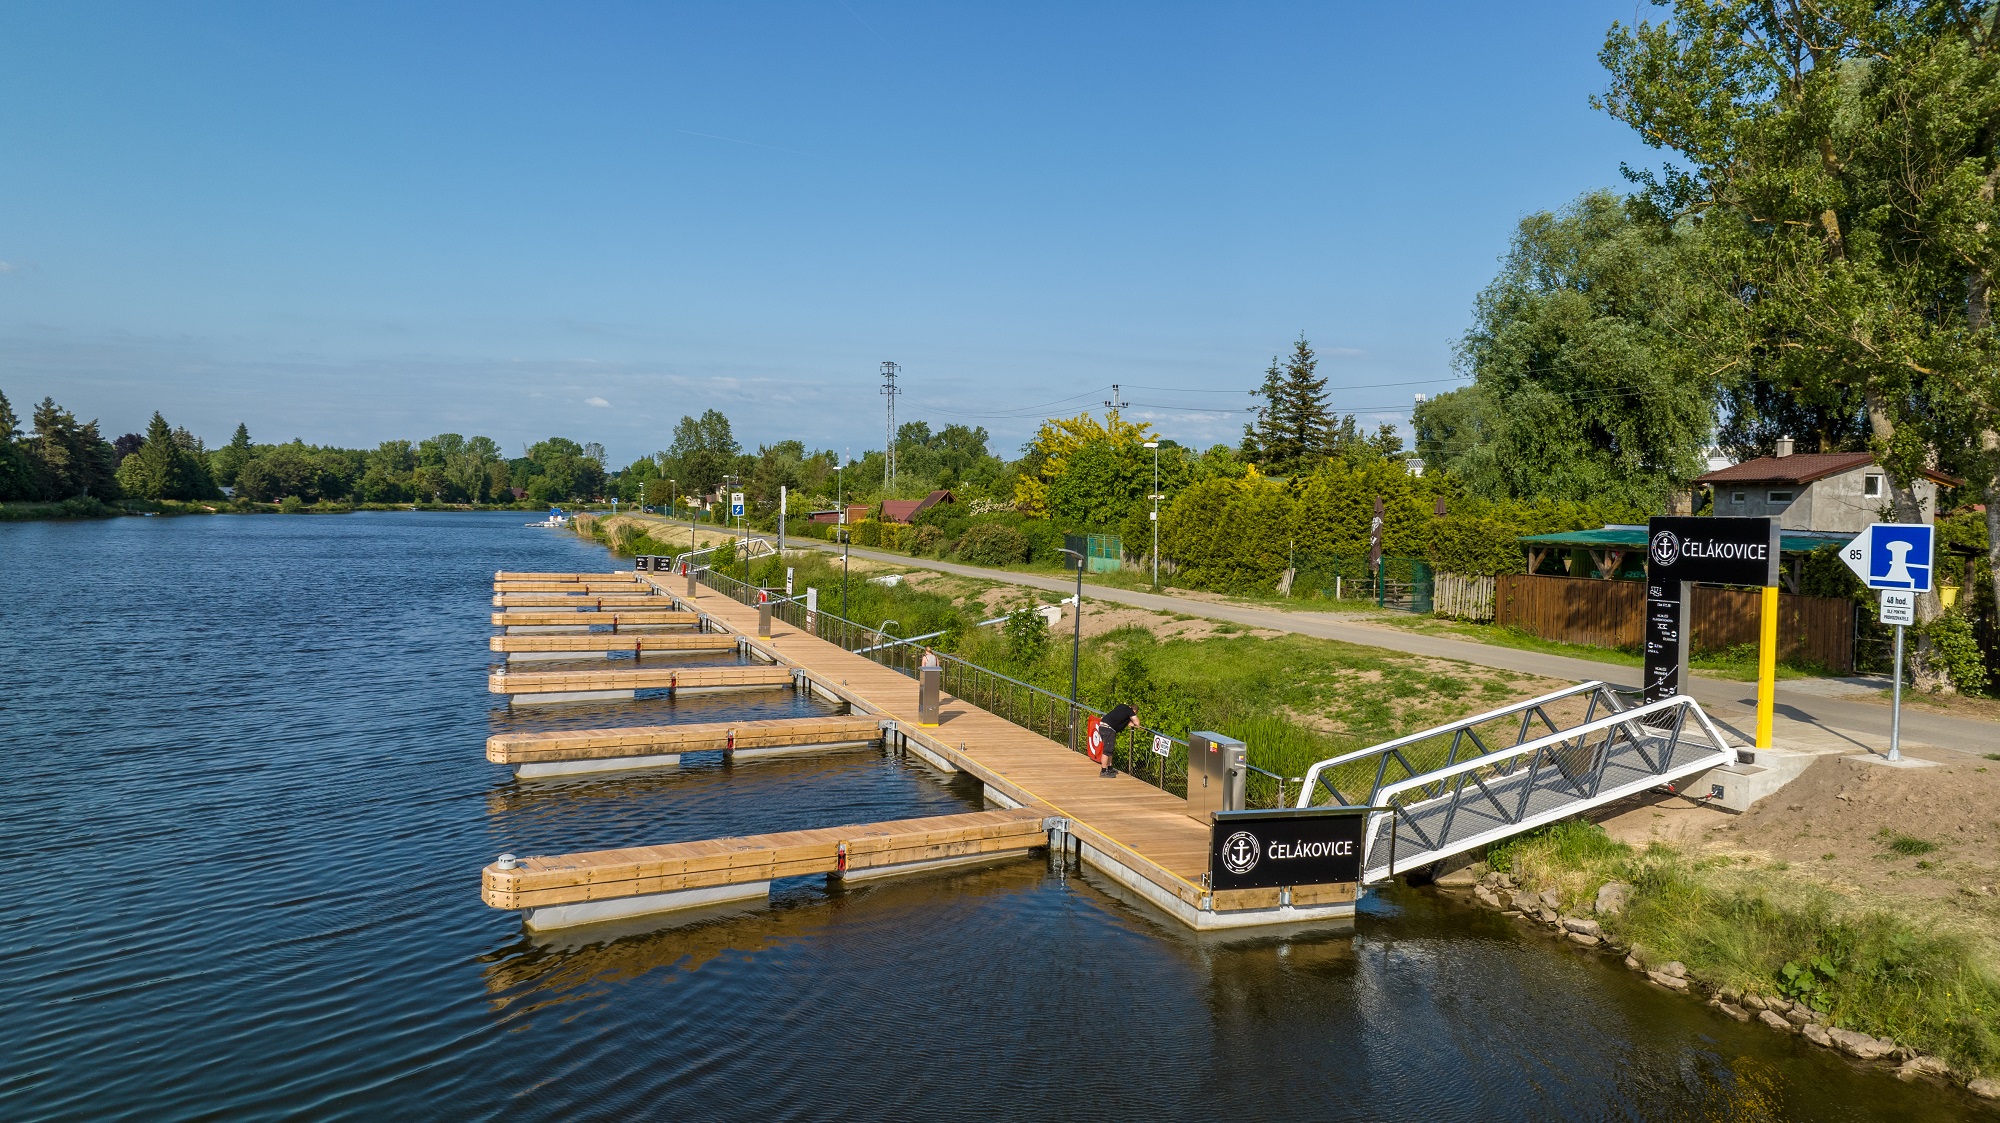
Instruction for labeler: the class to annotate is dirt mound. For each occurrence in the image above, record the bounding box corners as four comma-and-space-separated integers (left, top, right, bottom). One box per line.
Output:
1716, 754, 2000, 900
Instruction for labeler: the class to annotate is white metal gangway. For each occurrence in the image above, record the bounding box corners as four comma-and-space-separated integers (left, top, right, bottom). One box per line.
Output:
1293, 682, 1736, 884
673, 536, 776, 573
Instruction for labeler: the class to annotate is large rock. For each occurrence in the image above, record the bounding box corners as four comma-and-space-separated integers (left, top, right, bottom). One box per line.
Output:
1742, 994, 1769, 1011
1827, 1028, 1896, 1061
1511, 890, 1539, 913
1801, 1024, 1833, 1048
1658, 961, 1688, 979
1473, 885, 1504, 909
1538, 888, 1562, 911
1897, 1055, 1950, 1081
1594, 881, 1631, 917
1718, 1003, 1751, 1023
1562, 917, 1603, 937
1759, 1009, 1796, 1033
1568, 932, 1602, 948
1647, 970, 1691, 992
1968, 1078, 2000, 1099
1784, 1006, 1815, 1026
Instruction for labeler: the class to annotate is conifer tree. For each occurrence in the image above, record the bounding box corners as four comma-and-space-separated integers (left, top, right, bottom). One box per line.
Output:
1244, 335, 1336, 476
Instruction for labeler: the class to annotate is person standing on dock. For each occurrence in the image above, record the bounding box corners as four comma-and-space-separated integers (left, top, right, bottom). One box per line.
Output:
920, 647, 941, 669
1092, 703, 1139, 778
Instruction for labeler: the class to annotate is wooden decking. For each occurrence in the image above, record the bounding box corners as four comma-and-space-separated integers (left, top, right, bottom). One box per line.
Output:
489, 664, 792, 696
482, 807, 1048, 909
489, 633, 735, 654
491, 610, 693, 629
495, 571, 633, 581
492, 592, 672, 609
487, 715, 882, 765
494, 580, 647, 593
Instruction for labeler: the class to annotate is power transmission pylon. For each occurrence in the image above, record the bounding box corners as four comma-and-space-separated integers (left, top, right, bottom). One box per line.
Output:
880, 361, 900, 491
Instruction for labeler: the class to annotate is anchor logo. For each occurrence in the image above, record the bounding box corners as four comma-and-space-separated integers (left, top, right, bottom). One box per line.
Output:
1649, 530, 1681, 569
1221, 830, 1261, 875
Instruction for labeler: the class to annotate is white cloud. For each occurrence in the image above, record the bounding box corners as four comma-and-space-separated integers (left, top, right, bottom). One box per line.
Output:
584, 396, 610, 407
0, 262, 18, 274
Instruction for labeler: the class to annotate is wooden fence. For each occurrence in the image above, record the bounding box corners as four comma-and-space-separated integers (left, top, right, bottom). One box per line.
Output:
1492, 573, 1853, 673
1434, 573, 1497, 621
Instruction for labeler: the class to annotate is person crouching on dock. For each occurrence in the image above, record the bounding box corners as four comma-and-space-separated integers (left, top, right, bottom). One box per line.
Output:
1092, 703, 1139, 778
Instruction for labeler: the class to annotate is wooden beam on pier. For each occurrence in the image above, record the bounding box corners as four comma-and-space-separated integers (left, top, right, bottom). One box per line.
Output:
494, 580, 647, 593
488, 664, 793, 696
490, 610, 694, 628
493, 593, 667, 608
481, 807, 1048, 912
486, 715, 882, 764
495, 571, 634, 581
488, 633, 735, 653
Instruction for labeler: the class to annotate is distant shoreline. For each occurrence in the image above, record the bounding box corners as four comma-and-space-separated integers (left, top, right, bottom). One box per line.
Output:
0, 500, 632, 522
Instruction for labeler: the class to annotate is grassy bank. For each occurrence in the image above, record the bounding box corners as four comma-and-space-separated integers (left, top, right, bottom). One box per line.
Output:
1488, 820, 2000, 1077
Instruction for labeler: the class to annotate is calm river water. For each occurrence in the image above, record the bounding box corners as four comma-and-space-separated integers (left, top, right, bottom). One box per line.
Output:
0, 512, 1985, 1121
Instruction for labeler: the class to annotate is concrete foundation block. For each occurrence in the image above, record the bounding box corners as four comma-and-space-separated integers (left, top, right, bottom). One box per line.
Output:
515, 753, 682, 778
522, 881, 771, 930
508, 689, 637, 706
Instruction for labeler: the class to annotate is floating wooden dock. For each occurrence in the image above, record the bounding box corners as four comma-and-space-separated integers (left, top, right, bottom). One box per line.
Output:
490, 633, 737, 662
494, 580, 648, 593
479, 564, 1359, 933
491, 610, 694, 630
487, 714, 884, 776
482, 807, 1049, 929
495, 571, 635, 582
492, 592, 670, 609
488, 663, 794, 704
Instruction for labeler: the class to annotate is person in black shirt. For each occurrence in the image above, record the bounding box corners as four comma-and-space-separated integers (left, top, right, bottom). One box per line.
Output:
1096, 703, 1139, 778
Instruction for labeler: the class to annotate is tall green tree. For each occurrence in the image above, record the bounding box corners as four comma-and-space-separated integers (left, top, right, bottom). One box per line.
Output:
1444, 190, 1713, 509
661, 409, 740, 498
27, 397, 118, 500
1596, 0, 2000, 686
0, 389, 36, 501
115, 412, 218, 501
211, 423, 254, 487
1243, 336, 1337, 475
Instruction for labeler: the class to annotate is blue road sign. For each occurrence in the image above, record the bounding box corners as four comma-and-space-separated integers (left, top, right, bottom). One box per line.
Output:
730, 492, 745, 519
1840, 523, 1934, 593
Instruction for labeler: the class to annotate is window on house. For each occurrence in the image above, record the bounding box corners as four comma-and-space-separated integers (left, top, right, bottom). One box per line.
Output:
1731, 491, 1745, 504
1768, 490, 1794, 504
1864, 474, 1883, 498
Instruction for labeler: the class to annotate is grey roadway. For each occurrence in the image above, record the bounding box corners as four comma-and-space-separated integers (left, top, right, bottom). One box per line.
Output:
776, 537, 1998, 758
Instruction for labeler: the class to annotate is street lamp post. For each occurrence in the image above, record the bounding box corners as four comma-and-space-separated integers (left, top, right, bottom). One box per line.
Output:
1143, 440, 1161, 591
1057, 546, 1085, 749
840, 526, 851, 629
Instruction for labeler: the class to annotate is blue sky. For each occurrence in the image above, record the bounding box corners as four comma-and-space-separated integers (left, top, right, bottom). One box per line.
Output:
0, 2, 1662, 466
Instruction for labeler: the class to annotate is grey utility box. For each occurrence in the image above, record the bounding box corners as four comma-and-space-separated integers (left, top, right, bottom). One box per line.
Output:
686, 569, 697, 597
917, 665, 942, 726
757, 599, 772, 638
1187, 731, 1247, 820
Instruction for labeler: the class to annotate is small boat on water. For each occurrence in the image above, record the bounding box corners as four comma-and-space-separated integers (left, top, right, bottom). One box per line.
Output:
526, 507, 568, 529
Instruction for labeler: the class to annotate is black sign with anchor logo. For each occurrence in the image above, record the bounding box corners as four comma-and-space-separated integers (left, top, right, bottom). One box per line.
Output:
1207, 807, 1369, 892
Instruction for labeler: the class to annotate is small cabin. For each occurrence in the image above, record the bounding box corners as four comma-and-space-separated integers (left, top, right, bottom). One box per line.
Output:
1692, 440, 1958, 533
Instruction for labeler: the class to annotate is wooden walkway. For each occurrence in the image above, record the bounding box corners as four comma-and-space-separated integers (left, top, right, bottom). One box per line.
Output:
653, 577, 1354, 920
488, 715, 882, 765
484, 807, 1048, 928
489, 664, 792, 697
491, 610, 694, 628
489, 633, 735, 654
493, 592, 671, 609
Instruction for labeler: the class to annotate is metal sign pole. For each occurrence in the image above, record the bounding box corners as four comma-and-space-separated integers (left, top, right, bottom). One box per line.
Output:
1890, 624, 1905, 763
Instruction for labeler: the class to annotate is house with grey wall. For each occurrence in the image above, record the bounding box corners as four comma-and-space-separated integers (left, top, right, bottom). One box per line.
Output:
1692, 439, 1958, 533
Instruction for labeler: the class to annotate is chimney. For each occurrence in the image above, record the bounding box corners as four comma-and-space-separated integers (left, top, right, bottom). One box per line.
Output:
1774, 435, 1795, 458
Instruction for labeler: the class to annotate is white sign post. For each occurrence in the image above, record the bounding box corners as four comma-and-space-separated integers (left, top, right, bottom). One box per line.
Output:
1843, 524, 1935, 762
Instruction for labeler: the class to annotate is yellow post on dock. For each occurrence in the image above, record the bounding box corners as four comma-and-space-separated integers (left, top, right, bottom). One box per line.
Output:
1755, 584, 1778, 748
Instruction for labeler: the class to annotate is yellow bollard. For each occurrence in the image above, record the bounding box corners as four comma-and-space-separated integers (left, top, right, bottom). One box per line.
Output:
1755, 584, 1779, 749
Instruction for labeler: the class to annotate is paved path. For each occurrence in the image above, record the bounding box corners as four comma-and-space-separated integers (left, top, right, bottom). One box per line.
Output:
783, 537, 1996, 759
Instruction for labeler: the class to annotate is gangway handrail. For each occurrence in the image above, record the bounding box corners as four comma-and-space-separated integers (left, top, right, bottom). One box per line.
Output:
1294, 680, 1633, 808
1357, 693, 1734, 882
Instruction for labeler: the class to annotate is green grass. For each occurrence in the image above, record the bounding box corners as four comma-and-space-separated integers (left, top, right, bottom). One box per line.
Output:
1493, 821, 2000, 1075
1882, 831, 1940, 857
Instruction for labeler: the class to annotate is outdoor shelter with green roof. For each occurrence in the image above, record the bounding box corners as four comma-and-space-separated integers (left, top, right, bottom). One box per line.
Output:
1517, 525, 1856, 592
